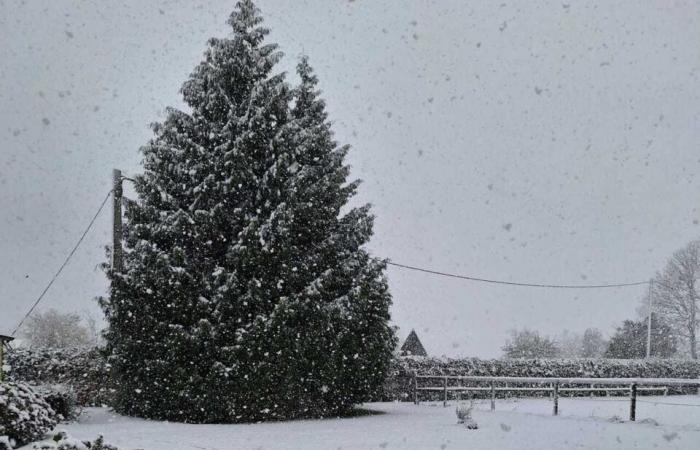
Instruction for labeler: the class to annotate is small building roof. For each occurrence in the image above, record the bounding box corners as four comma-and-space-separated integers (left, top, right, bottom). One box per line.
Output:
400, 329, 427, 357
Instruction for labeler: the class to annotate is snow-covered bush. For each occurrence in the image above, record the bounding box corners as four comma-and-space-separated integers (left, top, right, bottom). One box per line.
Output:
0, 382, 57, 449
1, 436, 12, 450
32, 432, 119, 450
5, 347, 112, 407
34, 386, 79, 421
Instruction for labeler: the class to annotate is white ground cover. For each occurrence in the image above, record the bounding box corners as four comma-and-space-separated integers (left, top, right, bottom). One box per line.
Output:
20, 396, 700, 450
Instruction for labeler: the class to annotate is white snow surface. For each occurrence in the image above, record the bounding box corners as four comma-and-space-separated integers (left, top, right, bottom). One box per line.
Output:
20, 396, 700, 449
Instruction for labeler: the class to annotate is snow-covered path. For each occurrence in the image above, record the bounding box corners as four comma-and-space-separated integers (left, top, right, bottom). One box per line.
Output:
24, 397, 700, 449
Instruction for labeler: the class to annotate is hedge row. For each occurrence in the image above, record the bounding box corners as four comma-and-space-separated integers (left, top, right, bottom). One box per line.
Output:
383, 356, 700, 401
5, 348, 112, 407
10, 348, 700, 405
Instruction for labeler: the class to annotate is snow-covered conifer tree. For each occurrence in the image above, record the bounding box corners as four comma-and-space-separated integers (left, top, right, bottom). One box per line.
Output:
101, 0, 395, 423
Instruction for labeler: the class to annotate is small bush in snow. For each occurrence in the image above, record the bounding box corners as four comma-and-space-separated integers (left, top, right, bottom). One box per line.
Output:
32, 432, 120, 450
455, 402, 478, 429
0, 382, 57, 449
35, 386, 80, 422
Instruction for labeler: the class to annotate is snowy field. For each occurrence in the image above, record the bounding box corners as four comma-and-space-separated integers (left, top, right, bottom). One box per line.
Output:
21, 396, 700, 450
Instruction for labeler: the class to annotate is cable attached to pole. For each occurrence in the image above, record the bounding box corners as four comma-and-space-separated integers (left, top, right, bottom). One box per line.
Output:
11, 189, 113, 336
386, 261, 650, 289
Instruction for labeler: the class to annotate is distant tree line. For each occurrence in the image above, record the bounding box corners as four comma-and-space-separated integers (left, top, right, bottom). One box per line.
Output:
503, 240, 700, 360
502, 327, 608, 359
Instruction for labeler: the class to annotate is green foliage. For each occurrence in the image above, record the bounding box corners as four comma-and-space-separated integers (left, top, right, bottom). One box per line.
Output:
100, 0, 395, 423
605, 317, 677, 359
6, 347, 112, 407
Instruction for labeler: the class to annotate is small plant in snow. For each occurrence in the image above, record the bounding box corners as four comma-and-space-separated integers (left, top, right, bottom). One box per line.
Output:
607, 415, 625, 423
32, 432, 120, 450
455, 402, 478, 429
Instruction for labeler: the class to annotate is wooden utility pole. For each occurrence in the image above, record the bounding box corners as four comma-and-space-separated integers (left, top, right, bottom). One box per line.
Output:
646, 279, 653, 358
0, 340, 4, 382
0, 335, 14, 382
112, 169, 123, 273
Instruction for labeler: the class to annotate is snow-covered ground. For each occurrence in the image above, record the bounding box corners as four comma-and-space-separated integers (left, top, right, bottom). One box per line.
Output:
23, 396, 700, 449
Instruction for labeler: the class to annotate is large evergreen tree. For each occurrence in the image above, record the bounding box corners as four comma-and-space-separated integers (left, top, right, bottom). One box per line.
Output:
101, 0, 395, 423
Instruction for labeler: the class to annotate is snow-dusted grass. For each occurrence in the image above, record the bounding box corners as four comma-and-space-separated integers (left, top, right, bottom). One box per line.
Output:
21, 396, 700, 450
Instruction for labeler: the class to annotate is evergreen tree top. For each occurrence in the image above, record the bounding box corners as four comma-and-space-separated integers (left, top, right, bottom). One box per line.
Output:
227, 0, 265, 36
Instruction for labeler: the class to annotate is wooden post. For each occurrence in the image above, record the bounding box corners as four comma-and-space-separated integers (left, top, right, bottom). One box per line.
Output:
629, 383, 637, 421
111, 169, 124, 273
490, 382, 496, 411
413, 373, 419, 405
443, 376, 448, 407
553, 383, 559, 416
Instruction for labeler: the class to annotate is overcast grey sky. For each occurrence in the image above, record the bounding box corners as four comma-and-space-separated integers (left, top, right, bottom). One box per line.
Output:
2, 0, 699, 357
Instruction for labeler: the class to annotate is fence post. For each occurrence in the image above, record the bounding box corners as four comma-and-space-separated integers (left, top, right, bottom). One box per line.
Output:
490, 382, 496, 411
443, 376, 448, 407
629, 383, 637, 422
413, 373, 419, 405
553, 382, 559, 416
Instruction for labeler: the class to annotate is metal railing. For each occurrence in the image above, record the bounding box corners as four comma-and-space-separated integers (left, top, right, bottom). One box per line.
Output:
413, 374, 700, 421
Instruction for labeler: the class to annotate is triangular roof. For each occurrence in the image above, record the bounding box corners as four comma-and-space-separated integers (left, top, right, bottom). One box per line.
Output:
400, 329, 427, 356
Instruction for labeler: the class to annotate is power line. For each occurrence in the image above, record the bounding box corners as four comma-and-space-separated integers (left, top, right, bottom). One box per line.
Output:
386, 261, 650, 289
11, 189, 113, 336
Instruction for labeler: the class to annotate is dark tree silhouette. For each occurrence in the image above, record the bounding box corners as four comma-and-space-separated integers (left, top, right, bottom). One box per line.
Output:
605, 317, 677, 359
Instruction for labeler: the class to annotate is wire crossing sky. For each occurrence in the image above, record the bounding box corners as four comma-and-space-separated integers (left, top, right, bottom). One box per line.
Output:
386, 262, 650, 289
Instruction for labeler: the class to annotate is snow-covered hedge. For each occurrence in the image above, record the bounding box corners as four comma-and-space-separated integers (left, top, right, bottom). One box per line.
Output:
5, 348, 111, 407
0, 382, 58, 449
383, 356, 700, 400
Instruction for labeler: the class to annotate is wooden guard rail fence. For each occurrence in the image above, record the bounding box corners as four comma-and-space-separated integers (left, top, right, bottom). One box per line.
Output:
413, 374, 700, 421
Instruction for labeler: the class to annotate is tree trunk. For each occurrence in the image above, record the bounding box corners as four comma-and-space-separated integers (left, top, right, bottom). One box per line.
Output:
691, 320, 698, 360
690, 290, 698, 359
